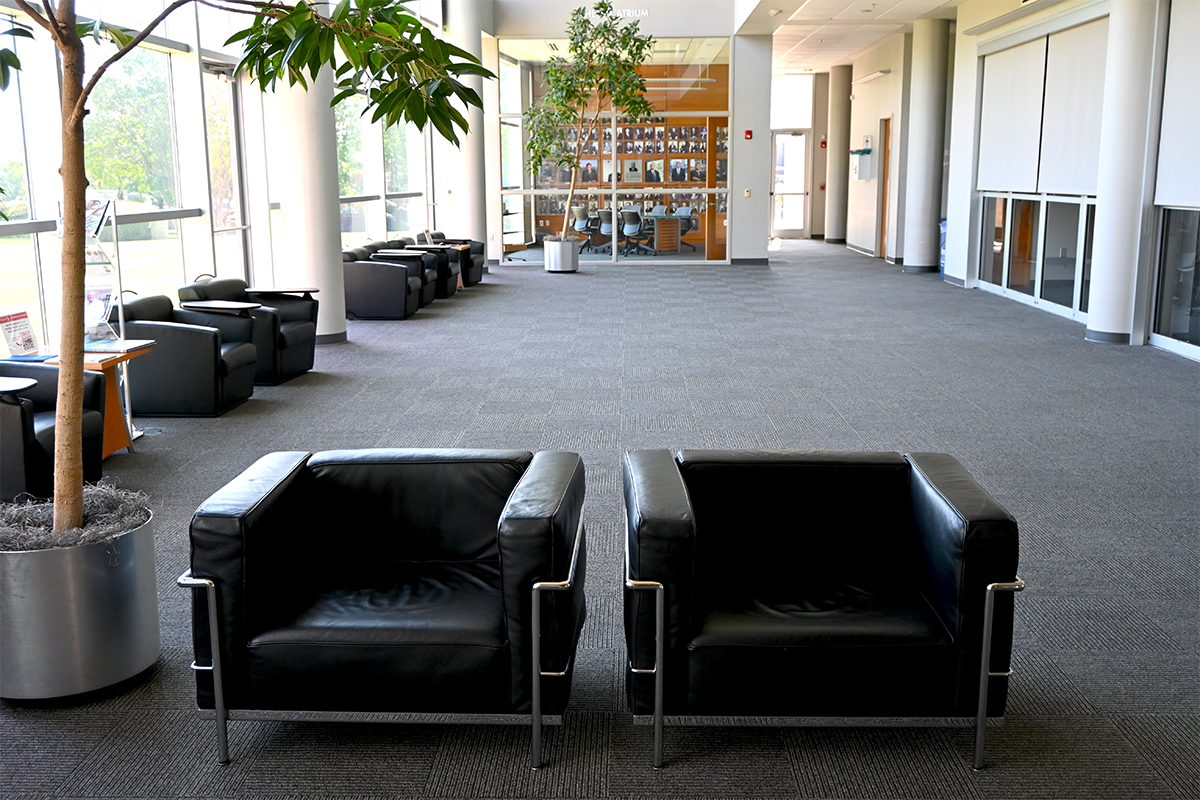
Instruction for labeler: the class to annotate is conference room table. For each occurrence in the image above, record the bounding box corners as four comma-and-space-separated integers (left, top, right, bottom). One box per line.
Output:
639, 213, 681, 255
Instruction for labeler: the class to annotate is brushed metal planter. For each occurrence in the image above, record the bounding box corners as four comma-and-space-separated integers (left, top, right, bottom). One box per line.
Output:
545, 239, 580, 273
0, 514, 160, 699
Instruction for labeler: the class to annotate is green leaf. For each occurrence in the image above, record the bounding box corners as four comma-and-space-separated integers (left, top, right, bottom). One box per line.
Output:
373, 21, 399, 39
1, 27, 35, 40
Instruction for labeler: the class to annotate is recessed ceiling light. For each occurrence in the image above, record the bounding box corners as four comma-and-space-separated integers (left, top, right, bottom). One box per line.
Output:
768, 8, 782, 16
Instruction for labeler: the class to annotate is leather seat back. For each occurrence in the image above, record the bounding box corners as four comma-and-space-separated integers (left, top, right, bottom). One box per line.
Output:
179, 278, 249, 303
122, 294, 176, 322
675, 450, 915, 605
302, 450, 534, 570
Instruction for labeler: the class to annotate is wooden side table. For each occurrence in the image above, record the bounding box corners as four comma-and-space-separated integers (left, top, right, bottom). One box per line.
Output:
50, 343, 154, 459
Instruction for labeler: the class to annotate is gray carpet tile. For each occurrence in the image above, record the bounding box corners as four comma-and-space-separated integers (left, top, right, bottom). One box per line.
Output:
785, 727, 982, 799
4, 240, 1198, 799
55, 710, 270, 797
1110, 714, 1200, 799
953, 718, 1179, 799
1050, 651, 1200, 713
1018, 596, 1182, 651
238, 722, 441, 796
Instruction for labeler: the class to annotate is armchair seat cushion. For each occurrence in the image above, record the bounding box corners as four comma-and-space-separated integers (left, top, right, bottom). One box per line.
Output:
246, 562, 509, 712
691, 586, 952, 650
279, 320, 316, 349
220, 342, 258, 376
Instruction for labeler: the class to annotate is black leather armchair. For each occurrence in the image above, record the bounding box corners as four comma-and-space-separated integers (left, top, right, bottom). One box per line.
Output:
395, 236, 460, 299
623, 449, 1023, 768
363, 240, 437, 307
118, 295, 256, 416
418, 231, 485, 286
0, 362, 104, 501
342, 248, 421, 319
177, 278, 317, 385
179, 448, 587, 768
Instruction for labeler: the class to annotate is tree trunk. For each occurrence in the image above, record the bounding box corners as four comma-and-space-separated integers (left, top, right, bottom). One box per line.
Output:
52, 11, 87, 533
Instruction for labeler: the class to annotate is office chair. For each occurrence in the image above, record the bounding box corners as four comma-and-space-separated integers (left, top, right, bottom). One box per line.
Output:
595, 209, 615, 255
675, 206, 697, 251
619, 209, 655, 256
571, 207, 599, 253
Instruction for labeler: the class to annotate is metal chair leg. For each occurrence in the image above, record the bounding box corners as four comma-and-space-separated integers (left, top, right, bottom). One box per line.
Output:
973, 578, 1025, 770
178, 570, 230, 765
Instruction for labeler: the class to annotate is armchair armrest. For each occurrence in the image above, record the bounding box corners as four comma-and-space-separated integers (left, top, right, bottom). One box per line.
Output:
186, 451, 312, 709
498, 451, 586, 708
123, 320, 221, 364
906, 452, 1019, 713
173, 308, 255, 344
622, 449, 696, 715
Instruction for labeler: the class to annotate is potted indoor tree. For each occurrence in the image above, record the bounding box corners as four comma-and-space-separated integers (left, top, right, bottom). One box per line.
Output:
523, 0, 654, 273
0, 0, 489, 699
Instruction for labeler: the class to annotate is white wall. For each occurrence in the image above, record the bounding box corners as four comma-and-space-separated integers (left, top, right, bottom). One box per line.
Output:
729, 34, 772, 261
810, 72, 829, 238
846, 35, 906, 256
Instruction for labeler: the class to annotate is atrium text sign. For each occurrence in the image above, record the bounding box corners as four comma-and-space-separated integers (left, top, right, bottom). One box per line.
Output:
590, 8, 650, 18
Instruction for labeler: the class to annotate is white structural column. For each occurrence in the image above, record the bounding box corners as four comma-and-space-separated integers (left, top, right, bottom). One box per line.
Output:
729, 35, 772, 263
901, 19, 949, 272
825, 65, 852, 243
438, 0, 489, 244
272, 67, 346, 343
1087, 0, 1161, 344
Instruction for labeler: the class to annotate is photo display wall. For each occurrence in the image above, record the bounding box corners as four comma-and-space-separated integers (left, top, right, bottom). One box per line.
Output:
533, 116, 729, 251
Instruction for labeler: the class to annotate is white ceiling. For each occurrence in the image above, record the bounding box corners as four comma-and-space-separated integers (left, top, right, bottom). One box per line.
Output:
739, 0, 962, 73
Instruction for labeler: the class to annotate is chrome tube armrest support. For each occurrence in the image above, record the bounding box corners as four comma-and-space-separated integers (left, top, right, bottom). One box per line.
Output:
624, 535, 666, 768
973, 576, 1025, 770
177, 569, 230, 765
529, 503, 586, 769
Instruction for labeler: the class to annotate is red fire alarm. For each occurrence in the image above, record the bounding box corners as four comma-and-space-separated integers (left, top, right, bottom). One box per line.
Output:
820, 183, 826, 191
744, 130, 752, 140
820, 141, 827, 148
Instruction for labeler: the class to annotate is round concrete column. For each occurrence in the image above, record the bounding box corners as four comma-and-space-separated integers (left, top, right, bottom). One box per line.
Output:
272, 67, 346, 343
825, 65, 852, 243
1086, 0, 1159, 344
439, 0, 488, 244
901, 19, 950, 272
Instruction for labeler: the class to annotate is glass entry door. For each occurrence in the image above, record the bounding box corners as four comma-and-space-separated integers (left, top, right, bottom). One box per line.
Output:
771, 131, 808, 238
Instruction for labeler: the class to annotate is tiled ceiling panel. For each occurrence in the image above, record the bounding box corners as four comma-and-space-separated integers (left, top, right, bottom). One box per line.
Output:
773, 0, 958, 72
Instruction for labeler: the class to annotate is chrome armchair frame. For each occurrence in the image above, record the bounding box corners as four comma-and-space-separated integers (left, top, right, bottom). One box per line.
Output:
625, 523, 1024, 770
178, 505, 585, 770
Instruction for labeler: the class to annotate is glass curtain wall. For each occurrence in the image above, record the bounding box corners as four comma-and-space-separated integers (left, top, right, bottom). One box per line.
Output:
384, 122, 427, 236
0, 41, 45, 347
977, 192, 1096, 320
1153, 209, 1200, 347
499, 37, 730, 263
204, 67, 248, 279
335, 95, 428, 247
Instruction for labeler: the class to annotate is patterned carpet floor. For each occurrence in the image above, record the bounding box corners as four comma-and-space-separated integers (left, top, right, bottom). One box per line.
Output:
3, 239, 1197, 799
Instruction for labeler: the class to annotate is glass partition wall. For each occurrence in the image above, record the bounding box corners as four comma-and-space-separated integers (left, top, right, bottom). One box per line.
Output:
498, 37, 730, 263
976, 192, 1095, 320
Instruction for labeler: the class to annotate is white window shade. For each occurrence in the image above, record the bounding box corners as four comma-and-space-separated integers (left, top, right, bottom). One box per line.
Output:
1038, 18, 1108, 196
977, 38, 1047, 193
1155, 1, 1200, 208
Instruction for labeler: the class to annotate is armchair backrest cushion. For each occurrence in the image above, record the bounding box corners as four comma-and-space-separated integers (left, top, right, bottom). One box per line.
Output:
121, 294, 176, 323
674, 450, 915, 604
178, 278, 249, 303
303, 449, 533, 570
